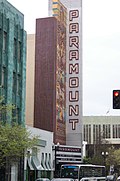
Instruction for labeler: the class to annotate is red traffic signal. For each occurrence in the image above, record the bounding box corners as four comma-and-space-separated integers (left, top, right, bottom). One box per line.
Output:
113, 90, 120, 109
114, 91, 119, 97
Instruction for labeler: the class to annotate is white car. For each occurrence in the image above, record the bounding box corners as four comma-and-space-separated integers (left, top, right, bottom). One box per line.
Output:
51, 178, 74, 181
106, 175, 115, 181
117, 176, 120, 180
35, 178, 50, 181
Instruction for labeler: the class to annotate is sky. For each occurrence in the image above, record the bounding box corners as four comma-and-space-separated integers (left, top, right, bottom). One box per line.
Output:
8, 0, 120, 116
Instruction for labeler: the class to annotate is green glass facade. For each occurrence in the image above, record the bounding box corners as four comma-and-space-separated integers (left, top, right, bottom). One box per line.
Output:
0, 0, 26, 125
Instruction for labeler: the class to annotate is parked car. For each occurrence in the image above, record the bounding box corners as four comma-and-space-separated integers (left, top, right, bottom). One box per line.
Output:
117, 176, 120, 180
35, 178, 50, 181
51, 178, 74, 181
106, 175, 115, 181
106, 175, 117, 181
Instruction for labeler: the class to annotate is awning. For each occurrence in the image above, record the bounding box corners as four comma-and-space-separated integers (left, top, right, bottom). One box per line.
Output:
27, 157, 34, 170
46, 157, 52, 170
45, 160, 50, 170
48, 160, 53, 170
41, 156, 48, 170
41, 159, 47, 170
48, 153, 53, 170
31, 156, 44, 170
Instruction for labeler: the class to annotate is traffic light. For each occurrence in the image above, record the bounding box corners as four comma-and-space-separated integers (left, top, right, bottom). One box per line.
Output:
113, 90, 120, 109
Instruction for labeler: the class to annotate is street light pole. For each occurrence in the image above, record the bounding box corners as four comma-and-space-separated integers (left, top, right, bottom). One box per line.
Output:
54, 143, 60, 177
55, 145, 57, 176
102, 151, 108, 166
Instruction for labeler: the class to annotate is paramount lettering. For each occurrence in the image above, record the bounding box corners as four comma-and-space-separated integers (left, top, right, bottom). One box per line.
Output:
69, 10, 79, 21
69, 119, 79, 130
69, 36, 79, 49
69, 105, 79, 116
68, 9, 80, 131
69, 91, 79, 102
69, 50, 79, 60
69, 63, 79, 74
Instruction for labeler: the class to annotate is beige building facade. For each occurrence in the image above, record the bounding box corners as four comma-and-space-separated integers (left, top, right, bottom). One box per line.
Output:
26, 34, 35, 126
83, 116, 120, 145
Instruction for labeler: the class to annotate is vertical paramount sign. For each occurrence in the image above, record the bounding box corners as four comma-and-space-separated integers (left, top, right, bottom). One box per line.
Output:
68, 10, 80, 128
49, 0, 82, 146
66, 1, 82, 146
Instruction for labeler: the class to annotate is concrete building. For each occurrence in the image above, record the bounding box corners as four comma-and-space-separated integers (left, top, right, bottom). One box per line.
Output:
25, 126, 54, 181
83, 116, 120, 160
83, 116, 120, 145
0, 0, 26, 125
0, 0, 26, 180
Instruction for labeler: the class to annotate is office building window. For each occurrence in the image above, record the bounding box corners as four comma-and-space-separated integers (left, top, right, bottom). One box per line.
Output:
0, 28, 2, 54
16, 108, 20, 123
13, 72, 16, 93
14, 38, 17, 58
1, 67, 6, 88
18, 41, 21, 62
3, 31, 7, 52
17, 74, 20, 95
103, 124, 111, 139
84, 124, 91, 144
93, 124, 101, 144
113, 124, 120, 138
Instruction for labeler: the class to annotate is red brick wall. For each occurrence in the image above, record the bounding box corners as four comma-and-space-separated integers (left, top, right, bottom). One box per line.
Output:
34, 17, 57, 132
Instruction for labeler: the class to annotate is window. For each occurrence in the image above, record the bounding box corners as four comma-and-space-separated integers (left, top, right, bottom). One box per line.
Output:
18, 41, 21, 62
84, 124, 91, 144
1, 67, 6, 88
113, 124, 120, 138
13, 72, 16, 93
3, 31, 7, 52
14, 38, 17, 58
93, 124, 101, 144
17, 74, 20, 95
16, 108, 20, 123
103, 124, 111, 139
0, 29, 2, 55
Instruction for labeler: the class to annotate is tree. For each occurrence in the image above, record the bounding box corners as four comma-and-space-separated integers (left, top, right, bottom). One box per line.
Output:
114, 149, 120, 165
106, 147, 120, 174
0, 123, 38, 166
0, 123, 38, 180
83, 156, 92, 164
0, 92, 39, 180
106, 147, 116, 166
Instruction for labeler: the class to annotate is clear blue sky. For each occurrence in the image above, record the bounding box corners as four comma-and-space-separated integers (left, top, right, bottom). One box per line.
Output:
8, 0, 120, 116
